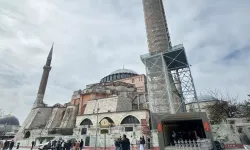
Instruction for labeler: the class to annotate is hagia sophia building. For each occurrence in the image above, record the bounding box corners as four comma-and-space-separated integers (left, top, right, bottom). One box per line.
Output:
13, 45, 152, 149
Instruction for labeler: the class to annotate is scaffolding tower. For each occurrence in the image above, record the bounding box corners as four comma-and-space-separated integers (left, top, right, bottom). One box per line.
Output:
141, 44, 199, 115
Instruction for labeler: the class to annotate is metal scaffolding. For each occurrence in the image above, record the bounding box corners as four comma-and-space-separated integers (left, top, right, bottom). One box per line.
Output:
141, 44, 200, 115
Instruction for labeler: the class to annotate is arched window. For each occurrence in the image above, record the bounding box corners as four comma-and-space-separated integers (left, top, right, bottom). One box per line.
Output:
80, 119, 93, 126
99, 117, 115, 127
121, 115, 140, 124
117, 74, 121, 79
24, 131, 31, 138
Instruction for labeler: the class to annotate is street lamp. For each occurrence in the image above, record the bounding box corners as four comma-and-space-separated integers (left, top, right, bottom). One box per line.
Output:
94, 102, 100, 150
146, 102, 154, 130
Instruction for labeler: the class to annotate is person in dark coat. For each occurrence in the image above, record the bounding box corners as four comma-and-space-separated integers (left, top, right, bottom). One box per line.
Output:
79, 139, 84, 150
3, 141, 9, 150
9, 140, 14, 150
114, 138, 121, 150
147, 137, 150, 150
67, 140, 72, 150
120, 134, 130, 150
31, 141, 35, 150
139, 136, 145, 150
16, 143, 20, 149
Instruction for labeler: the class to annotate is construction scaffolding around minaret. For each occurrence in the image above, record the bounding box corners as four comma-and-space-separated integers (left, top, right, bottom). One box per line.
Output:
141, 0, 200, 117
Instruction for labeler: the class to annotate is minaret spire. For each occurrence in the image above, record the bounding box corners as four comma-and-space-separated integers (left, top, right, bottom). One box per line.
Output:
142, 0, 172, 53
33, 43, 54, 108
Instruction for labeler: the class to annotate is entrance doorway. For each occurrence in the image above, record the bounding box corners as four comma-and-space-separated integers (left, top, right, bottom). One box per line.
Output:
162, 119, 206, 146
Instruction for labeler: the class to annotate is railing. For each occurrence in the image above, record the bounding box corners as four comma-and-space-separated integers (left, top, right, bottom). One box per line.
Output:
169, 139, 213, 150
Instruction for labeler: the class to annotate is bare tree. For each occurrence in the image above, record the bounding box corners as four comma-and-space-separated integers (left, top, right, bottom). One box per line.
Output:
238, 100, 250, 119
202, 89, 239, 124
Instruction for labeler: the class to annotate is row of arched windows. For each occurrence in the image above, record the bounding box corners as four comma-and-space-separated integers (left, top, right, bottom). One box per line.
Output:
80, 115, 140, 126
100, 73, 137, 83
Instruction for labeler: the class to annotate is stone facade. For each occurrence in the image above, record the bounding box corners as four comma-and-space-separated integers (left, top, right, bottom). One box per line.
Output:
118, 75, 147, 93
74, 110, 150, 148
60, 105, 78, 128
45, 107, 66, 128
76, 110, 149, 127
84, 96, 132, 115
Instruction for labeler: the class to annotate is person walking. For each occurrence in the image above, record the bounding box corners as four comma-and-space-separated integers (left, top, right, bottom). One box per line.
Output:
31, 141, 35, 150
147, 137, 150, 150
61, 141, 65, 150
9, 141, 14, 150
67, 140, 71, 150
139, 136, 145, 150
120, 134, 130, 150
79, 139, 83, 150
3, 141, 9, 150
0, 141, 3, 150
114, 138, 121, 150
16, 143, 20, 149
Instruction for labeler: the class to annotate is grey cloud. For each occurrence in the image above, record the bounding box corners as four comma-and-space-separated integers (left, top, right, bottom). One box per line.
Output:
0, 0, 249, 123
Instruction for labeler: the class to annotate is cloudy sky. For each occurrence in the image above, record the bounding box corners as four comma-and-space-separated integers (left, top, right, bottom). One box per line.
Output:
0, 0, 249, 123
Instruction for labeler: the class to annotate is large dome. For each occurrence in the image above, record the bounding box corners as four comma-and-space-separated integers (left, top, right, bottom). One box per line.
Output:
0, 115, 20, 126
100, 68, 138, 83
110, 69, 137, 75
197, 95, 217, 102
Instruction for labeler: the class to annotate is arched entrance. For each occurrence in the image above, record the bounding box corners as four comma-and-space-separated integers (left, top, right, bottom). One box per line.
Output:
24, 131, 31, 138
80, 118, 93, 135
121, 115, 140, 132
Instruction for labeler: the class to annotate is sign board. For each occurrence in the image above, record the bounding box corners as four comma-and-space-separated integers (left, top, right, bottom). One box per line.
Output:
141, 119, 147, 126
141, 119, 150, 135
157, 123, 162, 132
203, 122, 210, 132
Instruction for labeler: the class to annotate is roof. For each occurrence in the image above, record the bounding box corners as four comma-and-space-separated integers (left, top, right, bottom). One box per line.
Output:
100, 68, 138, 83
0, 115, 20, 126
186, 95, 219, 104
110, 69, 137, 75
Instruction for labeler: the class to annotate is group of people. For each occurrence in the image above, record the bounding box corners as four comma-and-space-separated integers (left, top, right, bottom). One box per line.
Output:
41, 139, 84, 150
114, 135, 150, 150
0, 140, 17, 150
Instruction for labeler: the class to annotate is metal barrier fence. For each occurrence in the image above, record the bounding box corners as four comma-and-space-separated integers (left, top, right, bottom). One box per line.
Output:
169, 139, 213, 150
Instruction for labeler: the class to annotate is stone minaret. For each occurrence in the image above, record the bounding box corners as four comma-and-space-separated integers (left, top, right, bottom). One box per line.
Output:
142, 0, 172, 53
33, 44, 53, 108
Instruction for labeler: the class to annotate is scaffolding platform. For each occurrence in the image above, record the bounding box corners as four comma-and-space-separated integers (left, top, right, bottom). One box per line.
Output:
141, 44, 199, 114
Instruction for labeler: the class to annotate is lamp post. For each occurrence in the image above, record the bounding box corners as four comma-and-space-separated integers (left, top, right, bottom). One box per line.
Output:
146, 102, 154, 130
94, 102, 100, 150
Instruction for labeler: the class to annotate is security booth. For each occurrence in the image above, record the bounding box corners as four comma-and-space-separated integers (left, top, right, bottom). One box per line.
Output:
151, 112, 214, 149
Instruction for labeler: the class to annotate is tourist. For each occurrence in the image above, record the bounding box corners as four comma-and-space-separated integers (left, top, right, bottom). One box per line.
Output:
0, 141, 3, 150
16, 143, 20, 149
61, 141, 65, 150
139, 136, 145, 150
79, 139, 83, 150
120, 134, 130, 150
66, 140, 71, 150
3, 141, 9, 150
31, 141, 35, 150
47, 141, 52, 149
56, 140, 61, 150
76, 141, 80, 150
114, 138, 121, 150
172, 131, 177, 145
9, 140, 14, 150
72, 142, 76, 150
147, 137, 150, 150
